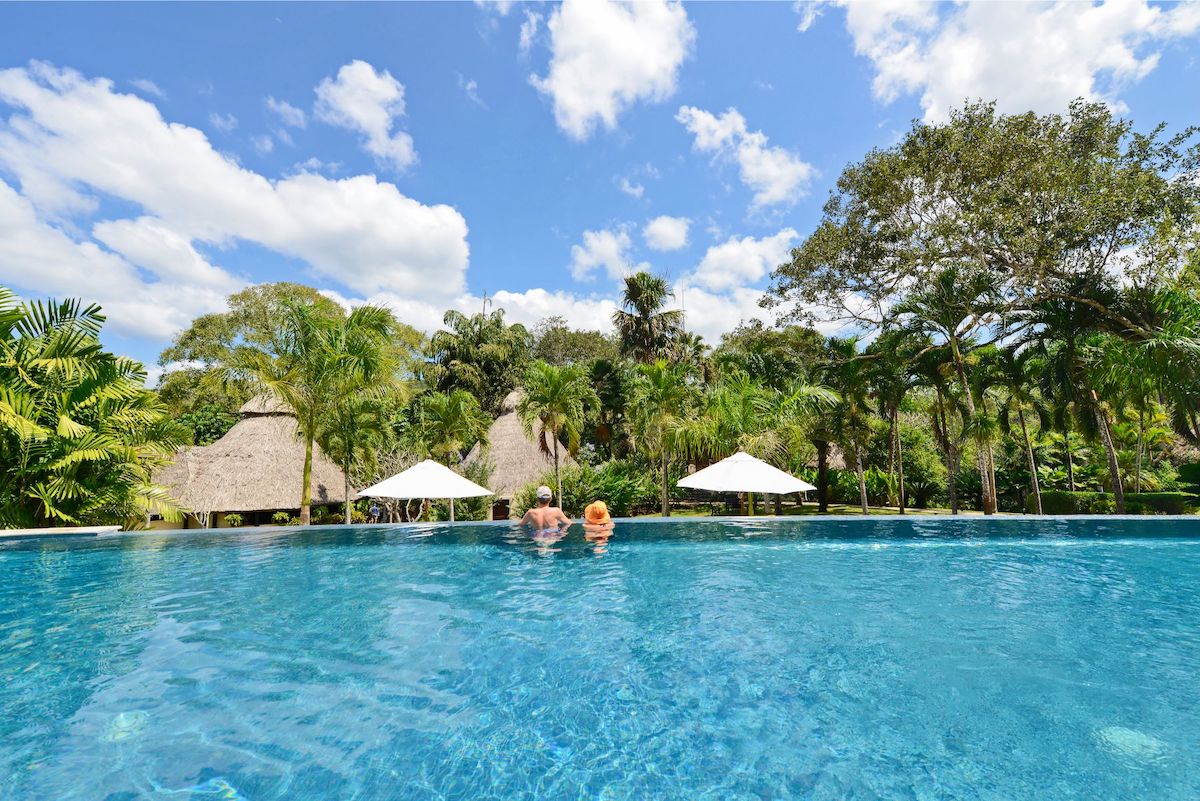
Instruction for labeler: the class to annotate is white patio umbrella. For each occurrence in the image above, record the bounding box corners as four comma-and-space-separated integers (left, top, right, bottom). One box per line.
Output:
677, 451, 816, 516
359, 459, 493, 522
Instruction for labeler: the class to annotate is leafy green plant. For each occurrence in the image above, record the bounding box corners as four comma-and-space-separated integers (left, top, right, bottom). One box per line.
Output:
223, 513, 244, 527
0, 287, 186, 528
272, 511, 291, 526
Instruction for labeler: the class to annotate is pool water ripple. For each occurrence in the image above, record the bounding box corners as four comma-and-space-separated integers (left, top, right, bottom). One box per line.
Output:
2, 518, 1200, 799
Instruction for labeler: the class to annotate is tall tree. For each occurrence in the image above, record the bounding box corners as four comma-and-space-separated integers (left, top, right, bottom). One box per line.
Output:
826, 337, 873, 514
518, 362, 600, 504
613, 272, 684, 363
894, 266, 1002, 513
996, 348, 1049, 515
414, 389, 490, 521
425, 306, 533, 416
228, 301, 396, 525
629, 360, 693, 516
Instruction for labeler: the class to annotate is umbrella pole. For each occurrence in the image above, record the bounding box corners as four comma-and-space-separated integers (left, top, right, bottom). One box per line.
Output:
748, 491, 755, 517
449, 497, 455, 522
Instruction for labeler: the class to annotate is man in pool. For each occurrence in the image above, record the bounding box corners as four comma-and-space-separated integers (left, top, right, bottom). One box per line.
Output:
521, 485, 572, 531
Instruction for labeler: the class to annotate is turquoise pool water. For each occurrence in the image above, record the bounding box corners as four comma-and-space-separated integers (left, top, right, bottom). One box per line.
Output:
2, 518, 1199, 800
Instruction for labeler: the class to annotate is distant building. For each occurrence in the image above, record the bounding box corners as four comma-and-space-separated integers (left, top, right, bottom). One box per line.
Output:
156, 395, 347, 527
462, 390, 573, 519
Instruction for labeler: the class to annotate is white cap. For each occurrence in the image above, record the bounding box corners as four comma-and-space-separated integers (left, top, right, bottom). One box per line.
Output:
536, 485, 553, 499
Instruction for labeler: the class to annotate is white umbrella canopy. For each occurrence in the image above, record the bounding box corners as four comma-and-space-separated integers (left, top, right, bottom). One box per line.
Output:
359, 460, 492, 522
677, 451, 816, 494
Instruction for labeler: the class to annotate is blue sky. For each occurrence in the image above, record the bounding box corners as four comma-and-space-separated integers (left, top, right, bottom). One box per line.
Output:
1, 1, 1198, 378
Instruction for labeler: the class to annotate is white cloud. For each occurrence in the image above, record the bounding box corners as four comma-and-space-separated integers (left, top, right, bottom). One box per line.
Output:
0, 181, 242, 339
519, 10, 542, 54
690, 228, 798, 292
643, 215, 690, 251
474, 0, 515, 15
130, 78, 165, 99
266, 96, 306, 128
617, 177, 644, 199
0, 62, 469, 320
670, 280, 775, 345
569, 226, 648, 282
531, 0, 695, 140
794, 1, 825, 33
208, 112, 238, 133
458, 75, 486, 108
829, 0, 1200, 123
314, 60, 416, 171
677, 106, 815, 209
251, 134, 274, 154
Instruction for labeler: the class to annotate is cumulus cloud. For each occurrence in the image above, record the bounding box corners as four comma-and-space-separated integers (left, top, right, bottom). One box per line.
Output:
0, 181, 243, 339
677, 106, 815, 209
643, 215, 690, 251
569, 226, 649, 281
824, 0, 1200, 123
690, 228, 798, 292
266, 96, 306, 128
531, 0, 695, 139
314, 59, 416, 171
251, 134, 274, 154
0, 62, 470, 337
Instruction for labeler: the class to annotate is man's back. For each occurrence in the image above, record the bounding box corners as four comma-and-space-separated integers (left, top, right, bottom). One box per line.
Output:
523, 504, 569, 529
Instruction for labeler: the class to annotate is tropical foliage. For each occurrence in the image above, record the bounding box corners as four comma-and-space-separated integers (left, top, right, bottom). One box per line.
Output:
0, 288, 185, 527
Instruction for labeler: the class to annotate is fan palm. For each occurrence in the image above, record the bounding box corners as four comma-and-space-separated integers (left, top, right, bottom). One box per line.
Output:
518, 361, 600, 504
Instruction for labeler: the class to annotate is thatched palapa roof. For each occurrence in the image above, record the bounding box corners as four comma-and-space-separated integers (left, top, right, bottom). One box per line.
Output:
462, 390, 574, 500
158, 395, 346, 513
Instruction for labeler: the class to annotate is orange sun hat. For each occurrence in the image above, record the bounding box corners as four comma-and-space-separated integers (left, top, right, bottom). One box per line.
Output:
584, 501, 612, 525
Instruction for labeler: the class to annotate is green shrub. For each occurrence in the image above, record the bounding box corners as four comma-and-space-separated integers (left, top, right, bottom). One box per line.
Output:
512, 460, 659, 518
272, 511, 291, 526
1176, 462, 1200, 492
1029, 490, 1198, 515
223, 513, 243, 528
1124, 492, 1199, 515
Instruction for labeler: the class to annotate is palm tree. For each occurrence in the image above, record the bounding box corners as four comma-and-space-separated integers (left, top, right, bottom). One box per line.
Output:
866, 332, 924, 513
0, 288, 186, 527
895, 266, 1001, 514
229, 301, 396, 525
426, 306, 533, 416
826, 336, 873, 514
996, 347, 1048, 514
415, 389, 490, 520
629, 360, 693, 515
613, 272, 684, 363
518, 361, 600, 504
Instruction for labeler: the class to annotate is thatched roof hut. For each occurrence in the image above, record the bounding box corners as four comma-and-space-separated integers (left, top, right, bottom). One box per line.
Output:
158, 395, 346, 523
462, 389, 574, 501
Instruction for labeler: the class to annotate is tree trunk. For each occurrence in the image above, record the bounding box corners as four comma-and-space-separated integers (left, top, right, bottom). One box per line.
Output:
1064, 428, 1076, 492
1093, 393, 1125, 514
1018, 407, 1042, 515
936, 396, 958, 515
894, 407, 906, 514
1135, 408, 1144, 493
773, 493, 782, 516
300, 431, 314, 525
815, 440, 829, 513
856, 452, 868, 515
344, 459, 353, 525
553, 434, 562, 507
951, 340, 995, 514
660, 451, 670, 516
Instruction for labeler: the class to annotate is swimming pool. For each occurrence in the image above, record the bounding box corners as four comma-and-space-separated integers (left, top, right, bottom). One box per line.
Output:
2, 517, 1198, 800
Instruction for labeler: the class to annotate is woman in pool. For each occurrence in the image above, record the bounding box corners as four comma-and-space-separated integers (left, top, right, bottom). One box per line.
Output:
583, 501, 615, 555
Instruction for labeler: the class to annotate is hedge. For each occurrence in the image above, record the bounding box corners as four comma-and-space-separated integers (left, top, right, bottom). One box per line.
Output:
1027, 490, 1199, 515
